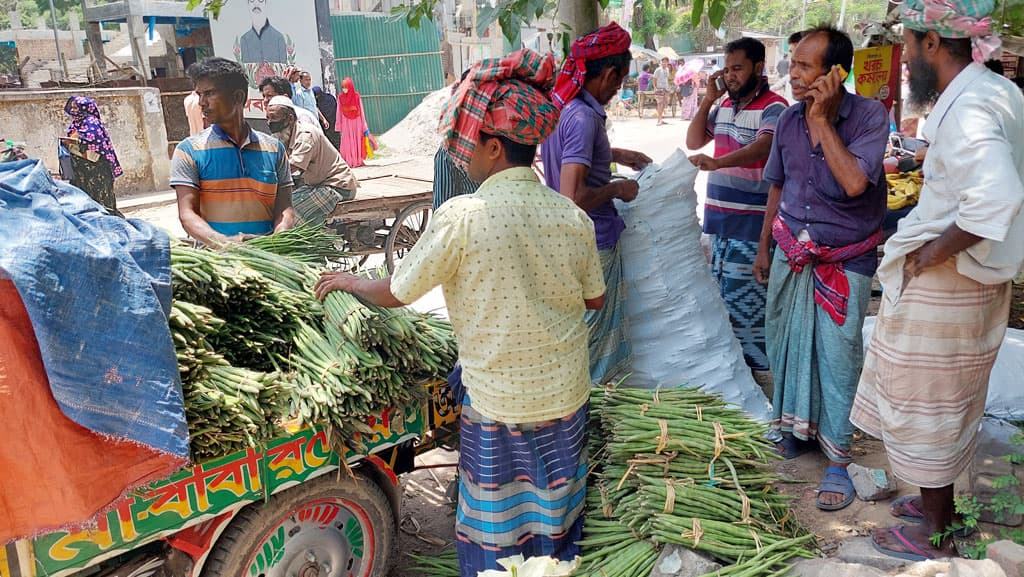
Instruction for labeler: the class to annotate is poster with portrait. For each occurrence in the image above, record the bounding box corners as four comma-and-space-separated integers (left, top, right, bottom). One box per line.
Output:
209, 0, 325, 119
854, 44, 902, 113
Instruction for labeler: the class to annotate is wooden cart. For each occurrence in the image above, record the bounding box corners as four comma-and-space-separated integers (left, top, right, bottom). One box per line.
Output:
325, 174, 433, 273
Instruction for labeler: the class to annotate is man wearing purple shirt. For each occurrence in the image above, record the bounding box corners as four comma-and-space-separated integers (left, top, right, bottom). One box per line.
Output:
753, 25, 888, 512
543, 23, 652, 385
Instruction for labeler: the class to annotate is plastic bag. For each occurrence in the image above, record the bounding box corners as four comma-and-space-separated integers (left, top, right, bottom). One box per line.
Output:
617, 149, 773, 422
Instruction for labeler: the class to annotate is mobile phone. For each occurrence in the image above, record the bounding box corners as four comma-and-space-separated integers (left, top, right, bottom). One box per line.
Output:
715, 77, 726, 92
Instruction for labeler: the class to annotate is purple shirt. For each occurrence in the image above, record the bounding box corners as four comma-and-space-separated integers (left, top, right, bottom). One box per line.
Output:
638, 71, 652, 92
763, 92, 889, 277
542, 91, 622, 249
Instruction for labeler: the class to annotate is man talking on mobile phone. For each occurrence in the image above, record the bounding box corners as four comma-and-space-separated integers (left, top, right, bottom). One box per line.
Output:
753, 25, 889, 512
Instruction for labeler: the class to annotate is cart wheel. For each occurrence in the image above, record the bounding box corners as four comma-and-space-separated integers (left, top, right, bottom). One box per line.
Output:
385, 200, 432, 274
200, 473, 394, 577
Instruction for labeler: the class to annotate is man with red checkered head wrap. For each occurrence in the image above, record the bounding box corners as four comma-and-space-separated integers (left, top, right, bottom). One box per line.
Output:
542, 23, 652, 387
315, 48, 608, 577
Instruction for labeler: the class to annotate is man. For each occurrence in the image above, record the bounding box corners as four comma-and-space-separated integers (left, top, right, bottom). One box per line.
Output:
654, 56, 672, 125
772, 31, 804, 102
544, 22, 652, 386
183, 64, 206, 136
312, 85, 341, 150
851, 0, 1024, 560
266, 96, 357, 226
314, 49, 605, 577
433, 70, 479, 209
686, 37, 788, 375
638, 63, 653, 92
170, 57, 295, 246
287, 67, 319, 116
258, 76, 325, 134
239, 0, 287, 64
753, 26, 889, 511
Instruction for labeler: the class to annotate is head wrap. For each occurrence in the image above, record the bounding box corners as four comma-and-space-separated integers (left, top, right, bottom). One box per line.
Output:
551, 22, 632, 109
339, 77, 362, 119
901, 0, 1002, 63
439, 48, 559, 169
64, 96, 123, 178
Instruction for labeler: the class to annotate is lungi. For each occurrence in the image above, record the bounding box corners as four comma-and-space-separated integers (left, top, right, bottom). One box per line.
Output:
586, 244, 632, 385
851, 259, 1011, 488
710, 236, 769, 371
292, 184, 354, 227
455, 391, 589, 577
766, 249, 871, 463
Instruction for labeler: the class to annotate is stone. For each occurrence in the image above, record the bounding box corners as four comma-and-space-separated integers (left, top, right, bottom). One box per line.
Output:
790, 558, 887, 577
836, 537, 914, 572
947, 558, 1008, 577
988, 540, 1024, 577
848, 463, 898, 501
894, 560, 952, 577
648, 544, 722, 577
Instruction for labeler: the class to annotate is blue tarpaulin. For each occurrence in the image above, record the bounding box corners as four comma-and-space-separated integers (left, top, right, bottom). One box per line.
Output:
0, 159, 188, 458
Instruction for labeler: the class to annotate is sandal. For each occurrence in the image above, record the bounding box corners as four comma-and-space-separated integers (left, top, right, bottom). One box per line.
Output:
816, 465, 855, 511
775, 435, 815, 460
871, 525, 943, 562
890, 495, 976, 537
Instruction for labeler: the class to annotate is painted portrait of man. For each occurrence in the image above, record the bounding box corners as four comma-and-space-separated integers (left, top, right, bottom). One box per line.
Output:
239, 0, 287, 64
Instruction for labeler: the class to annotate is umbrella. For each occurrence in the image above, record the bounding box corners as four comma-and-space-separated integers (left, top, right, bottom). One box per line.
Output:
629, 44, 661, 62
674, 58, 705, 85
657, 46, 680, 60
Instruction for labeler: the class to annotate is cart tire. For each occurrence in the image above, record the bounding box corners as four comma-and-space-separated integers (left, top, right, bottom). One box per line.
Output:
200, 473, 394, 577
385, 200, 432, 274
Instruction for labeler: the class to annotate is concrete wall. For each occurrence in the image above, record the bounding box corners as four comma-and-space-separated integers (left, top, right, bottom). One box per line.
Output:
0, 87, 170, 195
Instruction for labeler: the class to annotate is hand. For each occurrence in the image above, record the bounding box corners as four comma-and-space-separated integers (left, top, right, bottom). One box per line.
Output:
613, 149, 652, 171
227, 233, 259, 243
903, 242, 943, 279
612, 179, 640, 203
704, 70, 726, 102
689, 154, 719, 172
314, 271, 358, 300
754, 247, 772, 285
805, 65, 845, 124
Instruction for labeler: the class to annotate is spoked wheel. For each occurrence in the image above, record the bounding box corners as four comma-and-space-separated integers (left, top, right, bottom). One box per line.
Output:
201, 473, 394, 577
385, 200, 432, 274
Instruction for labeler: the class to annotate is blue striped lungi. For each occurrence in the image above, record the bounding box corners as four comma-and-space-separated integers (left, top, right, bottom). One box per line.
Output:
710, 236, 769, 371
586, 244, 631, 385
452, 377, 588, 577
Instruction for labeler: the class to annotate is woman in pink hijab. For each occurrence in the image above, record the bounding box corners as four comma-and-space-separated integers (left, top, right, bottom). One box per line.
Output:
335, 77, 369, 167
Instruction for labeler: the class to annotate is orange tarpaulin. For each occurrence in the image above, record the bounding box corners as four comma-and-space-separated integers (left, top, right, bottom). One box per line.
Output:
0, 280, 184, 543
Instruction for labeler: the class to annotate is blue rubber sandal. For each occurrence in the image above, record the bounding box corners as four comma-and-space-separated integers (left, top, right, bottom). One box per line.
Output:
775, 435, 815, 460
816, 465, 855, 511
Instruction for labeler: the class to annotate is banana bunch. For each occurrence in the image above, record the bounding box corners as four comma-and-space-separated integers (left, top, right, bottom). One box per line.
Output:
887, 171, 923, 210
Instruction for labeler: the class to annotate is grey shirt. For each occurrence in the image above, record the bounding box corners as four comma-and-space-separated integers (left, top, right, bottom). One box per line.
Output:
239, 22, 287, 64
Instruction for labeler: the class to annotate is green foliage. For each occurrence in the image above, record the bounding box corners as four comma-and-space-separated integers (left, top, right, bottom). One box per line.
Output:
932, 433, 1024, 559
996, 0, 1024, 36
632, 0, 679, 46
186, 0, 225, 18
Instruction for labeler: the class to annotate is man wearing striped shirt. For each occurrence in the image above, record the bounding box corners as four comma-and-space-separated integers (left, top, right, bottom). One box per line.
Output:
686, 37, 787, 373
171, 57, 295, 246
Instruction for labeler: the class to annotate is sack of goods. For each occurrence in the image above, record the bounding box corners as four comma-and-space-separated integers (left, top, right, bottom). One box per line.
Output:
616, 150, 772, 422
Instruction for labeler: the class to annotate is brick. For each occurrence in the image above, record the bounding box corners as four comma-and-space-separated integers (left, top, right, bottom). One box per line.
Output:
988, 540, 1024, 577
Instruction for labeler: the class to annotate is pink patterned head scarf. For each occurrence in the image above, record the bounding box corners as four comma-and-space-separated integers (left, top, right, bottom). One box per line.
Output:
901, 0, 1002, 64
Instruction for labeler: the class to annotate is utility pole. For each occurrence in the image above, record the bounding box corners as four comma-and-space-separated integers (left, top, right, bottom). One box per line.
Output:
48, 0, 69, 81
837, 0, 847, 29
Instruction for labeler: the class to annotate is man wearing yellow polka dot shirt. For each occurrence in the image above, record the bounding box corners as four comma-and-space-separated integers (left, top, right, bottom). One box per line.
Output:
313, 50, 606, 576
